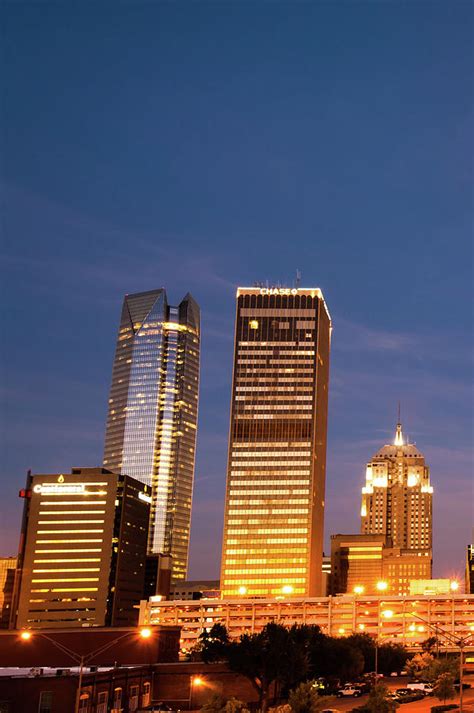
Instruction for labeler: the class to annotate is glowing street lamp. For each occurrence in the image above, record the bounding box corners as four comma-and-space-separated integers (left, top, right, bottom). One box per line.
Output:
353, 585, 365, 595
281, 585, 294, 596
140, 628, 152, 639
450, 580, 460, 592
189, 675, 204, 709
376, 580, 388, 592
238, 586, 247, 596
20, 631, 32, 640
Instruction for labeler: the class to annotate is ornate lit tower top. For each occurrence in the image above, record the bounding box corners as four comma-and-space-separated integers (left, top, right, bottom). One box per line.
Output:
360, 420, 433, 552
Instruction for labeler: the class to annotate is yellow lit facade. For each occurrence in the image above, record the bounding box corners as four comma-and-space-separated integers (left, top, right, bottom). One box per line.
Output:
360, 421, 433, 590
140, 593, 474, 654
103, 290, 200, 580
220, 287, 331, 598
13, 468, 150, 629
0, 556, 17, 628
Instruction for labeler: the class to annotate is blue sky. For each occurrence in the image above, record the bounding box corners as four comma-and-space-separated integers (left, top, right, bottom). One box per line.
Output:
1, 1, 472, 582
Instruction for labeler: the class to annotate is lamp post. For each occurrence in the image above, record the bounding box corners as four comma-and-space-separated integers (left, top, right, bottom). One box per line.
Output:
189, 675, 203, 710
405, 613, 473, 713
20, 627, 153, 713
375, 608, 395, 677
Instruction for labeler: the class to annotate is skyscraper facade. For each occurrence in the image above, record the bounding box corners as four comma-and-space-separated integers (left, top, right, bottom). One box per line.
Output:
103, 289, 200, 581
360, 421, 433, 580
220, 286, 331, 598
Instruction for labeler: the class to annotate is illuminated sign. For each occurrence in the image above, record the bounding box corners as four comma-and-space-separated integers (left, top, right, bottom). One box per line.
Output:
33, 483, 86, 495
139, 491, 152, 504
259, 288, 298, 296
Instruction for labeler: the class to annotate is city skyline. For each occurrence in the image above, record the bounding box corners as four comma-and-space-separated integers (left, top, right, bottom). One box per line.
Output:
1, 2, 472, 583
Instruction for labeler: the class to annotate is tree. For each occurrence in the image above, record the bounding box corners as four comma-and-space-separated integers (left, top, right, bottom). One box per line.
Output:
433, 672, 456, 704
363, 683, 399, 712
424, 656, 459, 684
377, 643, 410, 676
346, 633, 376, 672
287, 682, 337, 713
405, 651, 434, 679
199, 623, 230, 663
421, 636, 439, 654
200, 694, 250, 713
226, 623, 307, 712
310, 637, 364, 682
201, 694, 227, 713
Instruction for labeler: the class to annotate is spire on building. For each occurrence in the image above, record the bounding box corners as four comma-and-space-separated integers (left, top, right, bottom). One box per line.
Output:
394, 402, 404, 445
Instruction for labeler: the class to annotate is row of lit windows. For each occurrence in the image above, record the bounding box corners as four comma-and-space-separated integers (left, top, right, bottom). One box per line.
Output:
231, 471, 311, 478
235, 414, 313, 420
228, 497, 309, 505
225, 547, 307, 554
231, 454, 312, 461
224, 567, 306, 575
226, 527, 308, 535
229, 489, 309, 496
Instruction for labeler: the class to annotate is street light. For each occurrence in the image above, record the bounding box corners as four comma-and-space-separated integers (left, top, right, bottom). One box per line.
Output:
450, 580, 460, 592
20, 627, 153, 713
375, 609, 395, 676
353, 585, 365, 595
238, 586, 247, 596
189, 675, 204, 710
376, 580, 388, 592
405, 612, 473, 713
281, 585, 294, 595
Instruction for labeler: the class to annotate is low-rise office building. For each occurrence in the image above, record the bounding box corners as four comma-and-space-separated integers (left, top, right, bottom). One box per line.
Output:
12, 468, 150, 629
330, 534, 431, 596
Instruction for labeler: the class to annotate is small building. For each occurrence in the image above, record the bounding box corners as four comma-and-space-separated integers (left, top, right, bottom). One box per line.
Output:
0, 557, 17, 628
12, 468, 150, 629
169, 579, 220, 600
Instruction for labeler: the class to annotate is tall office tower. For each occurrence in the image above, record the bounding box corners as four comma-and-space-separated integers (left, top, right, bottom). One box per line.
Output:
360, 421, 433, 577
13, 468, 150, 629
103, 289, 200, 581
220, 286, 331, 598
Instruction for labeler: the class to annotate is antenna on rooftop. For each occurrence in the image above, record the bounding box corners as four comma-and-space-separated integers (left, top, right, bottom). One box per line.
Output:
295, 269, 301, 288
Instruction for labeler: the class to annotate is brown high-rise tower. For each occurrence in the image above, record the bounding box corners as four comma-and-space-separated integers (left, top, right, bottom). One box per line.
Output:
220, 286, 331, 598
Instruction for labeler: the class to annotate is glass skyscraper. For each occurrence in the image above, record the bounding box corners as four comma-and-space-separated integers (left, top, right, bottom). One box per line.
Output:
220, 287, 331, 598
104, 289, 200, 581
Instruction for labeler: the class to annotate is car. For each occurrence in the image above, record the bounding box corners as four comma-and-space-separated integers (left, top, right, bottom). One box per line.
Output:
354, 682, 370, 694
320, 709, 342, 713
407, 682, 434, 695
336, 684, 363, 698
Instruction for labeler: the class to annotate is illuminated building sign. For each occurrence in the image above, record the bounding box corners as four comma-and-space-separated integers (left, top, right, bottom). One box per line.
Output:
33, 483, 86, 495
259, 288, 298, 296
139, 491, 152, 504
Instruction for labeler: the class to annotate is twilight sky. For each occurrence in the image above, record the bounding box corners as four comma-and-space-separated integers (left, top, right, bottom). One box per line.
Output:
1, 1, 472, 583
